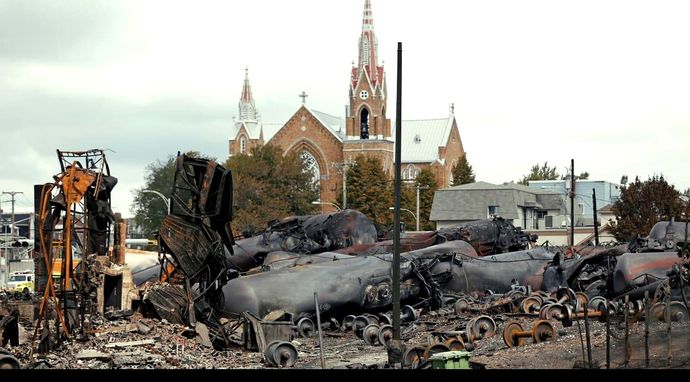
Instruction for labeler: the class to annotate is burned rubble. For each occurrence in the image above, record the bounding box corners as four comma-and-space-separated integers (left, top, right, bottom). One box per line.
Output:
3, 151, 690, 370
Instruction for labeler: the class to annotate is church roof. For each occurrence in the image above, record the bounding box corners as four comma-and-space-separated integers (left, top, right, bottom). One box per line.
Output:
393, 115, 456, 163
231, 121, 261, 140
261, 107, 346, 144
309, 108, 347, 141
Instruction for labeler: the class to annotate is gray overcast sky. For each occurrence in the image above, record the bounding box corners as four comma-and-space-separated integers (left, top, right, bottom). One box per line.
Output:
2, 0, 690, 217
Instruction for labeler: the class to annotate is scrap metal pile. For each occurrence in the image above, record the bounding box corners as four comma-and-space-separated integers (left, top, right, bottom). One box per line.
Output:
132, 154, 690, 368
5, 152, 690, 369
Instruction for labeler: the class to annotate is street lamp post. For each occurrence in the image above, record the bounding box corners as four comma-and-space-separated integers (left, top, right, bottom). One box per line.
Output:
312, 201, 342, 211
142, 190, 170, 215
389, 207, 417, 231
414, 184, 429, 232
333, 161, 353, 209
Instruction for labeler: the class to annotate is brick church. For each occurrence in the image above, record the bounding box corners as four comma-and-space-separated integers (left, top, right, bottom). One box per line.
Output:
228, 0, 466, 210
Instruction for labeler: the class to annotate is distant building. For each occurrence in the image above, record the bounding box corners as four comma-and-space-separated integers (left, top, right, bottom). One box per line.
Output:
527, 180, 621, 226
0, 212, 33, 240
430, 181, 620, 246
430, 181, 564, 230
227, 0, 466, 210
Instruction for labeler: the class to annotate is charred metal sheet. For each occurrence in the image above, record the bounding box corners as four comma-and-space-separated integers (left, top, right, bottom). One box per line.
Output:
159, 214, 224, 278
437, 217, 537, 256
541, 244, 628, 294
169, 154, 234, 253
229, 209, 377, 272
433, 247, 555, 295
334, 231, 443, 256
142, 285, 187, 325
85, 174, 118, 257
221, 240, 477, 317
630, 220, 690, 252
612, 252, 682, 294
262, 251, 357, 272
648, 220, 690, 244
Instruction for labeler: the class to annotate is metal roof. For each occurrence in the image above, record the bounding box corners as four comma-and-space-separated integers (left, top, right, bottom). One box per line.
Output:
309, 109, 346, 142
392, 116, 455, 163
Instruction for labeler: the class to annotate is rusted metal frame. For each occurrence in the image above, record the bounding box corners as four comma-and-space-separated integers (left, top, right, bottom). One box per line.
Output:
56, 149, 109, 196
410, 259, 443, 310
30, 183, 69, 354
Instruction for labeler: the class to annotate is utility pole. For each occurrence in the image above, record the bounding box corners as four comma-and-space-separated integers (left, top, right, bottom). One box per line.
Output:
333, 161, 353, 209
592, 188, 599, 246
3, 191, 23, 239
414, 184, 429, 231
570, 159, 575, 247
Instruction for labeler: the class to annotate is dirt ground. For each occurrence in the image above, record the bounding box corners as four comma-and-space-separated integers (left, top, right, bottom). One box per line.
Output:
5, 306, 690, 370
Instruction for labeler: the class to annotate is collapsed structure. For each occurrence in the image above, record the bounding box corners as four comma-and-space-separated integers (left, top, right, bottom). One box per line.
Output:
33, 149, 137, 341
3, 151, 689, 369
117, 155, 690, 368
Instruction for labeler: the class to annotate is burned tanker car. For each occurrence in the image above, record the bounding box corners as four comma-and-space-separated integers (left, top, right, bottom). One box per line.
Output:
142, 154, 689, 362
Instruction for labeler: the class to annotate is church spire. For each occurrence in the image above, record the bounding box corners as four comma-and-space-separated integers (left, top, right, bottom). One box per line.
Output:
238, 67, 257, 121
358, 0, 379, 84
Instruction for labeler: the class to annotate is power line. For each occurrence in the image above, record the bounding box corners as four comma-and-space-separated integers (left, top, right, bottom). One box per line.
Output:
2, 191, 23, 239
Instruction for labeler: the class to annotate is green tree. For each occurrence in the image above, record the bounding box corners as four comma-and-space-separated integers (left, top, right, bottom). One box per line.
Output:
518, 162, 560, 185
451, 155, 475, 186
561, 171, 590, 180
226, 144, 319, 236
609, 175, 686, 241
130, 151, 205, 237
346, 155, 393, 233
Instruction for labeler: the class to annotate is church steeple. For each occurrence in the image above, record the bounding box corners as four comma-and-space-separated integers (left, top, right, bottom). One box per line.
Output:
238, 67, 257, 121
347, 0, 389, 140
358, 0, 379, 83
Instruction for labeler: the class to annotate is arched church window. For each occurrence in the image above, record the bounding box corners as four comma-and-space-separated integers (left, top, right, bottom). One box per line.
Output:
360, 108, 370, 139
405, 164, 418, 181
240, 136, 247, 154
300, 150, 321, 189
449, 160, 457, 186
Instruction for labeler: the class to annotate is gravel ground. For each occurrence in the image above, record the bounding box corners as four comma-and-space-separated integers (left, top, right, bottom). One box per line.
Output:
4, 307, 690, 369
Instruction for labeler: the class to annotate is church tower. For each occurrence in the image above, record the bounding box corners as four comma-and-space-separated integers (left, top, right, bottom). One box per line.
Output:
228, 68, 264, 157
343, 0, 394, 171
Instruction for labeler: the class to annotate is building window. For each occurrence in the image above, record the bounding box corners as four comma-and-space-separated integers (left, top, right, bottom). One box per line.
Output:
536, 210, 547, 219
360, 108, 370, 139
300, 150, 321, 190
240, 136, 247, 154
405, 164, 418, 181
488, 205, 500, 218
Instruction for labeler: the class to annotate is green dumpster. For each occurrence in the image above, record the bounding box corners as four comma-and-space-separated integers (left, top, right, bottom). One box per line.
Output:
428, 351, 471, 369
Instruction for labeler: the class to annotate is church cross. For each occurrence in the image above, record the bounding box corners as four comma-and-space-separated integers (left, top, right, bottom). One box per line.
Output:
299, 91, 309, 105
